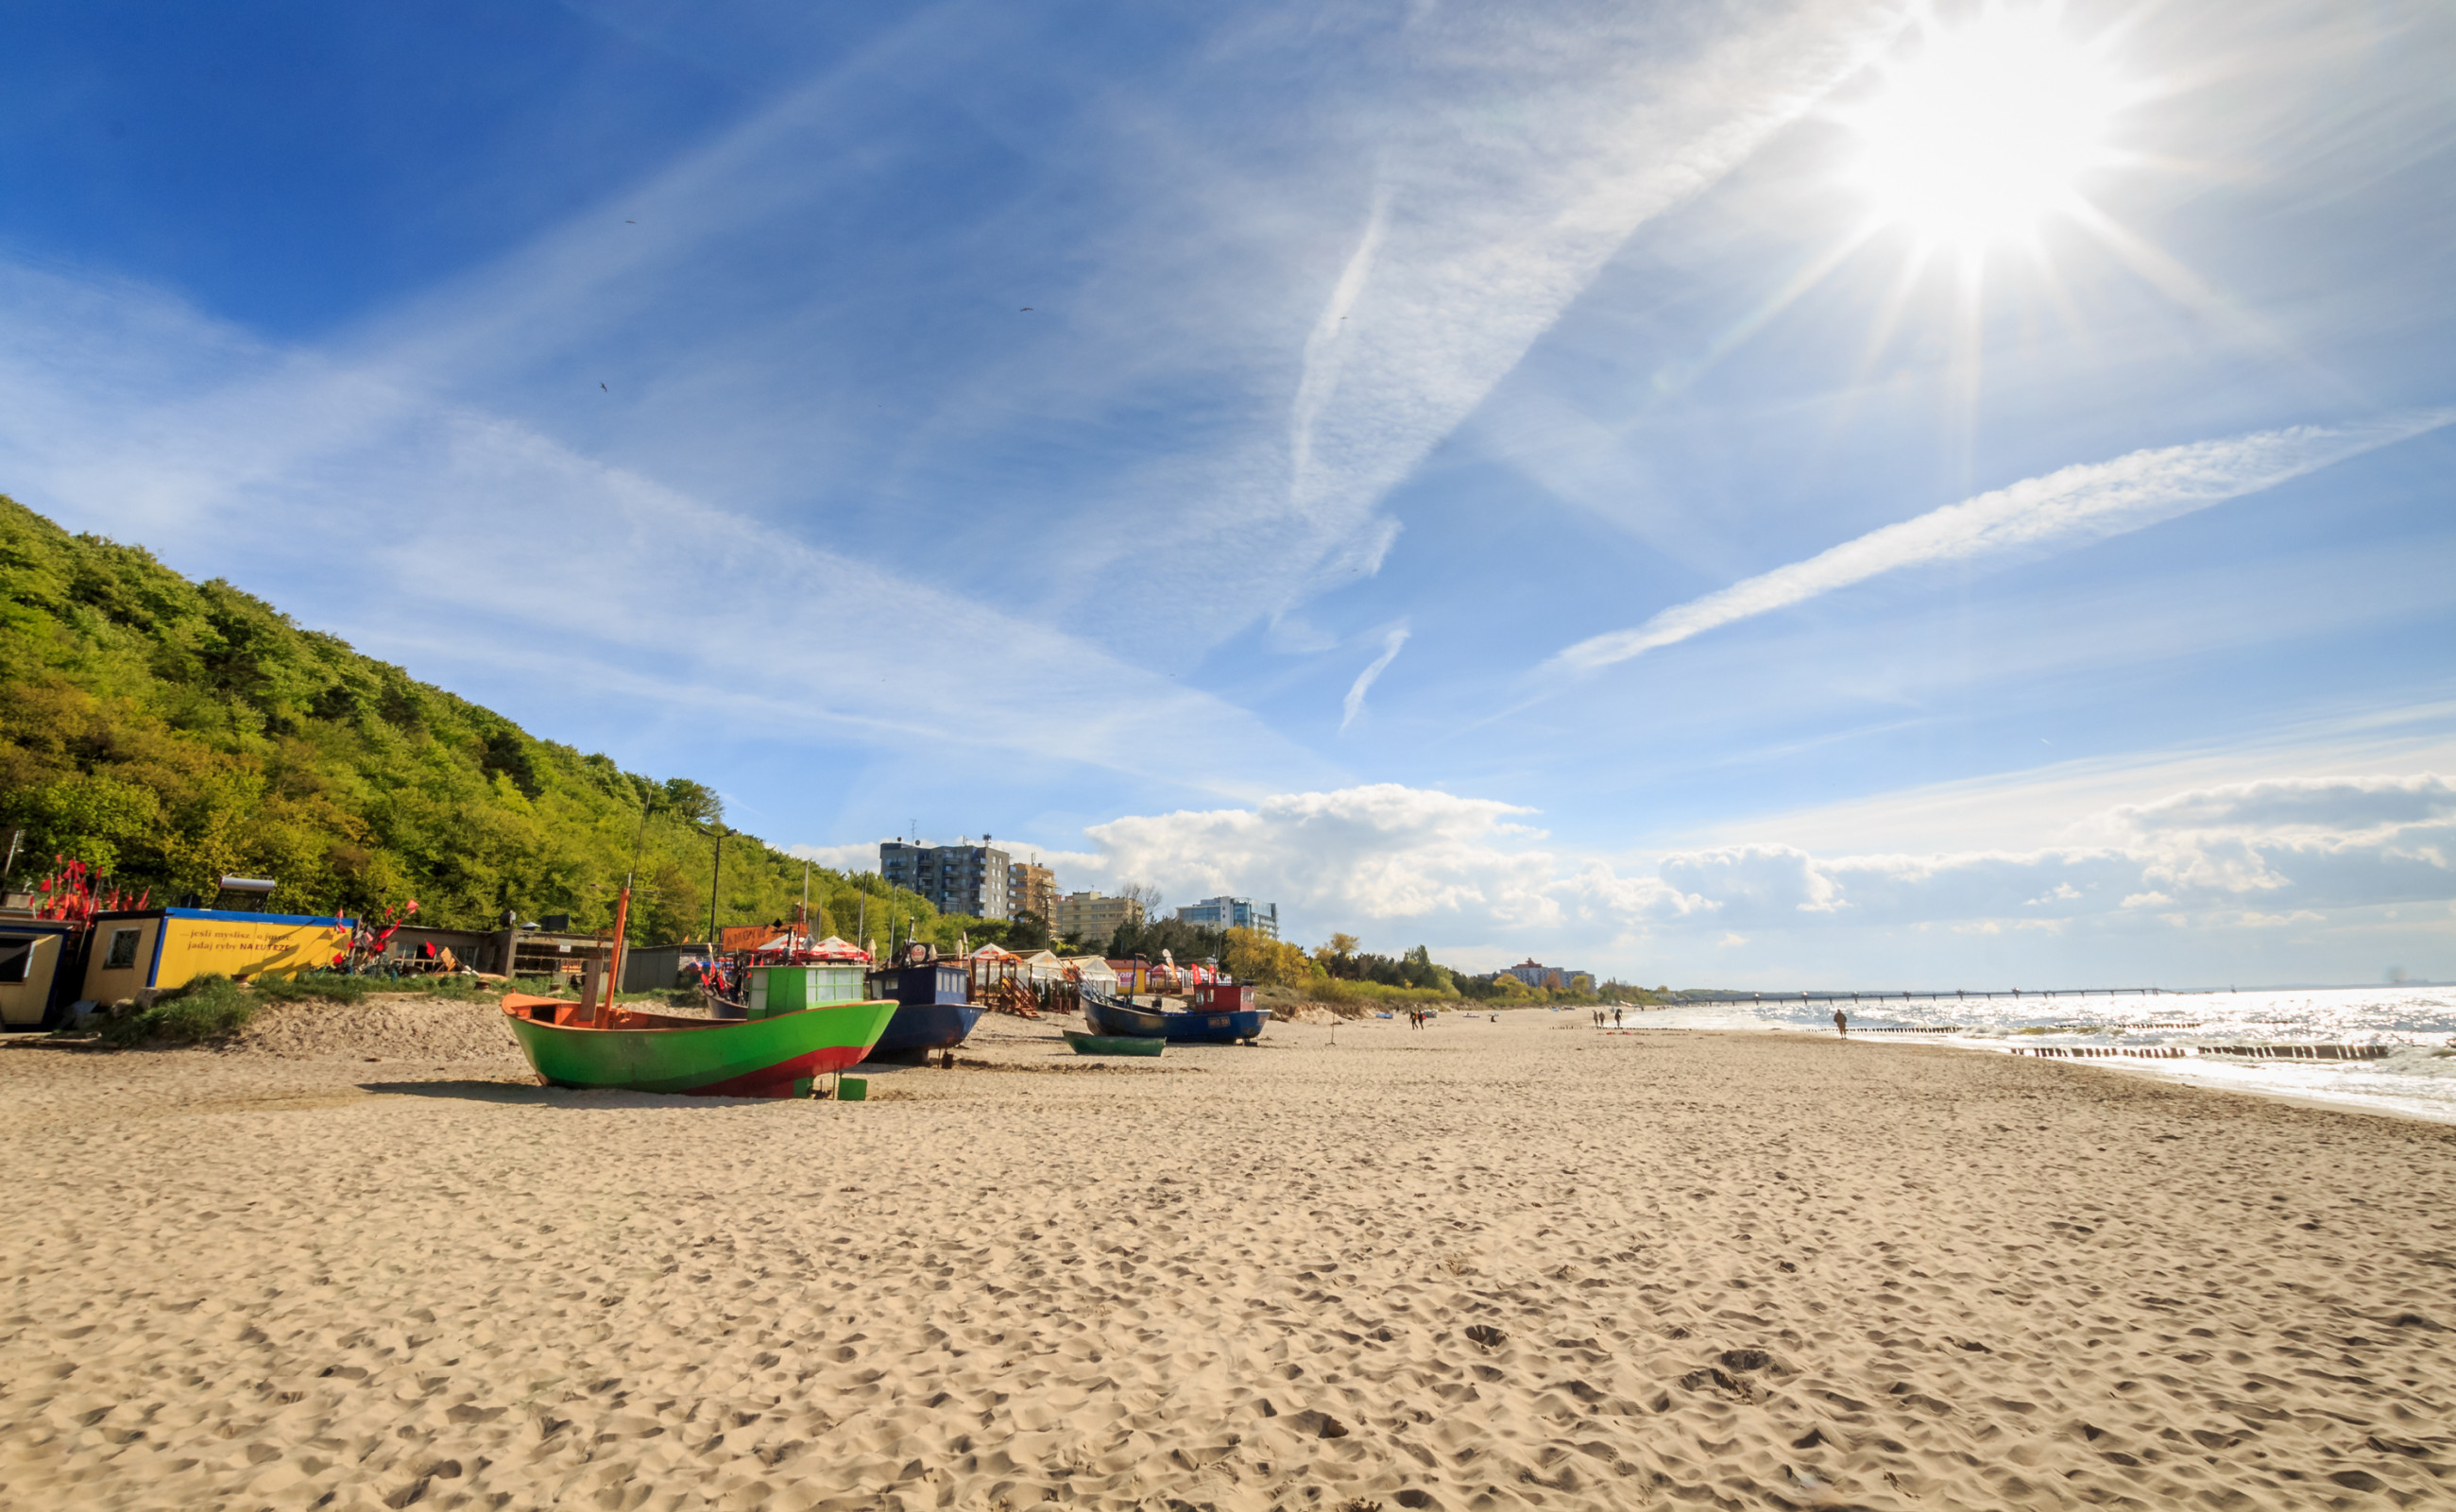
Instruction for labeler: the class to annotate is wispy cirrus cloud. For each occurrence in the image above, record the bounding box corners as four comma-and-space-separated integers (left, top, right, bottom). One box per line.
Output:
1214, 0, 1901, 638
1340, 624, 1411, 732
1548, 409, 2456, 674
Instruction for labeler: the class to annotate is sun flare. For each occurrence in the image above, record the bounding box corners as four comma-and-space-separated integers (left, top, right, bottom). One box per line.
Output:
1845, 6, 2126, 249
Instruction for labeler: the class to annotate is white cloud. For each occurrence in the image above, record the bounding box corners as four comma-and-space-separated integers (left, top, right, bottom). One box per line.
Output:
786, 839, 1109, 882
1081, 784, 1696, 949
785, 842, 885, 875
2110, 773, 2456, 835
1550, 410, 2456, 673
1339, 625, 1411, 732
1055, 772, 2456, 974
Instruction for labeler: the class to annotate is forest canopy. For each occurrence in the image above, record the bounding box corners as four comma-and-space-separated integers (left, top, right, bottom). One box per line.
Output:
0, 495, 965, 946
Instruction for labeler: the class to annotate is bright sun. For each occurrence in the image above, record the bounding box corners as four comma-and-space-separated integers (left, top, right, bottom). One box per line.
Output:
1844, 6, 2126, 249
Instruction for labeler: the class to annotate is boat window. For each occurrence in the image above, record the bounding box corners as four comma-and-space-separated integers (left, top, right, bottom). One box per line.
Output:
105, 928, 144, 970
0, 935, 36, 985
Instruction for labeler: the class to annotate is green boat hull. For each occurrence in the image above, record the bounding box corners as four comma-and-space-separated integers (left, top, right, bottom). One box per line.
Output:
504, 997, 899, 1096
1063, 1029, 1165, 1058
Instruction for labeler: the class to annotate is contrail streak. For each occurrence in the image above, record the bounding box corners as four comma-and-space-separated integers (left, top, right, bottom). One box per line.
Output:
1549, 408, 2456, 673
1342, 625, 1412, 731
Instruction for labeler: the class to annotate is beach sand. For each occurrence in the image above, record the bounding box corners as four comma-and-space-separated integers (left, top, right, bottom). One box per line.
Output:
4, 1004, 2453, 1510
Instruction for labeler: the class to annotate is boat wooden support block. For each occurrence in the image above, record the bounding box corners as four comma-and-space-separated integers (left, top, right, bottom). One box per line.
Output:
838, 1077, 868, 1101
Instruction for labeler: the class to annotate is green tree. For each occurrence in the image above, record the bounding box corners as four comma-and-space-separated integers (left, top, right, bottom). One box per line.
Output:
0, 495, 944, 943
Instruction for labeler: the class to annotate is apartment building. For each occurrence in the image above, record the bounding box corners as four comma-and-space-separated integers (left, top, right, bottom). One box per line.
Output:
879, 837, 1012, 921
1497, 958, 1593, 992
1053, 891, 1143, 948
1173, 895, 1279, 939
1009, 860, 1057, 923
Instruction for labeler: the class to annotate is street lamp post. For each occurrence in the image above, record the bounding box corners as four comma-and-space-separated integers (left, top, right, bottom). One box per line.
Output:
697, 823, 732, 944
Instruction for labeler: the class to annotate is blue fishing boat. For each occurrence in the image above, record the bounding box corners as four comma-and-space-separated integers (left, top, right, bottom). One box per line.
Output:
1159, 1003, 1270, 1045
1082, 988, 1168, 1038
1083, 985, 1267, 1045
863, 948, 985, 1061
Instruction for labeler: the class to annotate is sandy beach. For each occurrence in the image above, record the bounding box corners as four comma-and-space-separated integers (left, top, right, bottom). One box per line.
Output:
5, 1005, 2453, 1511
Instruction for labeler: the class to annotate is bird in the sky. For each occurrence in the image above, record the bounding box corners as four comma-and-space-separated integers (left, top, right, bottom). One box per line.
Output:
600, 383, 607, 391
1021, 307, 1032, 312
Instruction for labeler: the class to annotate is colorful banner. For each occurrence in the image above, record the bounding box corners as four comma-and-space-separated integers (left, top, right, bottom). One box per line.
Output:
154, 911, 351, 989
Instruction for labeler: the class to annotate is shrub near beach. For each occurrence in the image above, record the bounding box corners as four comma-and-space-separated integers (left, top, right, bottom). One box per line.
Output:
92, 971, 501, 1045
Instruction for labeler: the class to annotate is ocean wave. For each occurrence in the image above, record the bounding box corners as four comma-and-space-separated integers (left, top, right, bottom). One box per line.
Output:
1625, 986, 2456, 1123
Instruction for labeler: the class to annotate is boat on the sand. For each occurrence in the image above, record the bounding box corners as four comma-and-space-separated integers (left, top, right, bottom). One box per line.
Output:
502, 993, 897, 1097
863, 945, 986, 1062
1082, 988, 1169, 1038
1082, 985, 1268, 1045
1159, 1003, 1270, 1045
1170, 981, 1268, 1044
1063, 1029, 1164, 1057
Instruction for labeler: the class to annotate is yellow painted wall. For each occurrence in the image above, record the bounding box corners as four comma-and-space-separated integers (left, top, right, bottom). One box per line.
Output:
154, 916, 350, 991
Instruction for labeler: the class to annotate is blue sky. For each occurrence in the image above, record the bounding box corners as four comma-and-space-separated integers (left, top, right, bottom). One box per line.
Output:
4, 0, 2451, 986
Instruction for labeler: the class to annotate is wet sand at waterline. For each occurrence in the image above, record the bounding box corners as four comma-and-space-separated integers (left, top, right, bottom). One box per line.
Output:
5, 1007, 2453, 1510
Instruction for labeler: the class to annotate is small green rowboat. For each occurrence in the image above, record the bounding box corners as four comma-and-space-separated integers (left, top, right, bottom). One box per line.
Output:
503, 994, 898, 1097
1063, 1029, 1165, 1058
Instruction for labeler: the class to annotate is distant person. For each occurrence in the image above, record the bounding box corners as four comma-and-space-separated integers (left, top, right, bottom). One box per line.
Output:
1613, 1007, 1624, 1028
1833, 1007, 1849, 1038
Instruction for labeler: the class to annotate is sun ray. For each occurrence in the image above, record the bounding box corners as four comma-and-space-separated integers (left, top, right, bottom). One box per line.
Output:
2057, 196, 2351, 402
1654, 219, 1886, 397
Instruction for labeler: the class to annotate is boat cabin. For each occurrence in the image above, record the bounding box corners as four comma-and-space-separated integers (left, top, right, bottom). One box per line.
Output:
744, 963, 869, 1019
1189, 981, 1256, 1012
861, 940, 967, 1006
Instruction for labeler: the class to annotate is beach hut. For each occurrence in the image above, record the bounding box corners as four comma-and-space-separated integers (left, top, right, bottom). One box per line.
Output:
78, 907, 354, 1005
1015, 948, 1066, 984
1067, 956, 1121, 992
0, 918, 83, 1028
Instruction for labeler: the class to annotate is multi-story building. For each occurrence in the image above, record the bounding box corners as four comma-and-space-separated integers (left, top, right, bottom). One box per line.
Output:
1173, 895, 1279, 939
878, 837, 1012, 922
1009, 860, 1057, 923
1053, 891, 1143, 948
1498, 958, 1591, 992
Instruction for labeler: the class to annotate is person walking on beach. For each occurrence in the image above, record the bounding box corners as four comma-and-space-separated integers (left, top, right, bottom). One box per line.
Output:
1833, 1007, 1849, 1038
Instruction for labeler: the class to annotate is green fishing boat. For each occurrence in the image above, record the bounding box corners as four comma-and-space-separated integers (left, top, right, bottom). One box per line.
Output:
503, 993, 898, 1097
1063, 1028, 1165, 1058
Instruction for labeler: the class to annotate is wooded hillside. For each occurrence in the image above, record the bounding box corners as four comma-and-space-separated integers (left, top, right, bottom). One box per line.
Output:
0, 495, 947, 946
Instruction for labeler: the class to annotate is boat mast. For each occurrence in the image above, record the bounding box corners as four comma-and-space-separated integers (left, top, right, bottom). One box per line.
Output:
605, 883, 632, 1028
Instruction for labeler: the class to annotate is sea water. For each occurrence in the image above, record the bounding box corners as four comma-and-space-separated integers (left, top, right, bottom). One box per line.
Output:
1630, 986, 2456, 1124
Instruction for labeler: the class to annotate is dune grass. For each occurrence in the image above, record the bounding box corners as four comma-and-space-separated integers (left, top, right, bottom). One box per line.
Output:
99, 974, 257, 1045
90, 969, 504, 1044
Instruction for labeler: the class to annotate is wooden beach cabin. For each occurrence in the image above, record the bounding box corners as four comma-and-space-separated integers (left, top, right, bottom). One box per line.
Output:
0, 919, 83, 1028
